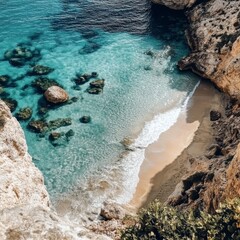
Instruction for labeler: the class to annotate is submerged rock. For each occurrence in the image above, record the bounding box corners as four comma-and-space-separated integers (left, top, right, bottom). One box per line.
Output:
37, 107, 49, 116
79, 116, 91, 124
79, 41, 101, 54
81, 29, 99, 39
74, 72, 98, 85
49, 131, 62, 141
65, 129, 75, 139
28, 65, 54, 76
0, 87, 4, 95
87, 79, 105, 94
9, 57, 26, 67
48, 118, 72, 130
0, 75, 11, 86
28, 120, 48, 133
1, 98, 18, 112
87, 88, 103, 94
4, 46, 33, 60
90, 79, 105, 89
32, 77, 62, 93
44, 86, 69, 104
4, 45, 41, 67
16, 107, 33, 121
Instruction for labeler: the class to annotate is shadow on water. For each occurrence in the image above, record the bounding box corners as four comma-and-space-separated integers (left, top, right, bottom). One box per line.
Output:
149, 4, 188, 40
51, 0, 188, 37
51, 0, 152, 35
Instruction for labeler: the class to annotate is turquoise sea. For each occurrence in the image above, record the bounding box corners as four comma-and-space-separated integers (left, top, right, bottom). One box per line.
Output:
0, 0, 199, 218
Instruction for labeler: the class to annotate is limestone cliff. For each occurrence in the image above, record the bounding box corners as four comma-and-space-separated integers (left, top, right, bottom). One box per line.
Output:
178, 0, 240, 97
0, 100, 111, 240
152, 0, 197, 10
0, 100, 49, 210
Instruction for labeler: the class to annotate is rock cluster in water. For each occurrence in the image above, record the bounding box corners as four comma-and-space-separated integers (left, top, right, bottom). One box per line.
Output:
87, 79, 105, 94
0, 41, 107, 148
4, 45, 41, 67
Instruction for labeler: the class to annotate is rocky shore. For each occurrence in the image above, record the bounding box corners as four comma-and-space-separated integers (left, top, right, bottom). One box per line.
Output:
152, 0, 240, 213
0, 100, 112, 240
1, 0, 240, 239
167, 96, 240, 212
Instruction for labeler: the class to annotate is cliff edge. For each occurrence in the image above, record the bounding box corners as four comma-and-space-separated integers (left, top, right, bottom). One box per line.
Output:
0, 100, 49, 210
0, 100, 111, 240
178, 0, 240, 97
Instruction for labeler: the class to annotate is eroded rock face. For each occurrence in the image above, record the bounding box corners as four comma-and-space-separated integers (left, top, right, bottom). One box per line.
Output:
152, 0, 197, 10
178, 0, 240, 97
0, 100, 112, 240
0, 100, 50, 210
167, 99, 240, 212
224, 144, 240, 200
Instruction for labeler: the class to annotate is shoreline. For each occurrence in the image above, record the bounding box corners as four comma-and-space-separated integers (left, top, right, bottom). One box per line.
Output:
127, 79, 223, 210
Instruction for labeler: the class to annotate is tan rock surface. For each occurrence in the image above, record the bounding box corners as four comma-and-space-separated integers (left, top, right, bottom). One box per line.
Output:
44, 86, 69, 104
0, 206, 75, 240
225, 144, 240, 200
152, 0, 196, 9
178, 0, 240, 97
0, 100, 112, 239
0, 100, 50, 210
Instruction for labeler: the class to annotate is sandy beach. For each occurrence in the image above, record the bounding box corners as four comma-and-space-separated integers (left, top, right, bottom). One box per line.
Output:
128, 79, 223, 210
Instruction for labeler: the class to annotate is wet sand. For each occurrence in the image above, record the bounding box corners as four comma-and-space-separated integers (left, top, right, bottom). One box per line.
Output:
128, 79, 223, 210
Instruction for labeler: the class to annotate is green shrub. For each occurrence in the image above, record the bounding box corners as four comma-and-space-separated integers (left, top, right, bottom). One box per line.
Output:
121, 199, 240, 240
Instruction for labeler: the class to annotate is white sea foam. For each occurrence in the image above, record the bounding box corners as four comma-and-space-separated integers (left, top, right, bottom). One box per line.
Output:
55, 107, 184, 223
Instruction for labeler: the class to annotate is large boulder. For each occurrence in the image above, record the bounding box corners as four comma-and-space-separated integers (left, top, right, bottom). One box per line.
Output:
178, 0, 240, 97
152, 0, 197, 9
44, 86, 69, 104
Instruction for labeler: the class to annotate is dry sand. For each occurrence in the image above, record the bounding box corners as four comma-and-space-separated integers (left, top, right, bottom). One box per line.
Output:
128, 79, 223, 210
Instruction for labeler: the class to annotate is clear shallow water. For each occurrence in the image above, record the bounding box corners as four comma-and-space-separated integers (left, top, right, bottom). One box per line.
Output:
0, 0, 198, 217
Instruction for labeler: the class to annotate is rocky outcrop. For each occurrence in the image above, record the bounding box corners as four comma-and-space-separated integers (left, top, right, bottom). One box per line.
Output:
0, 100, 112, 239
178, 0, 240, 97
0, 100, 49, 210
167, 98, 240, 212
151, 0, 197, 10
224, 144, 240, 200
0, 206, 76, 240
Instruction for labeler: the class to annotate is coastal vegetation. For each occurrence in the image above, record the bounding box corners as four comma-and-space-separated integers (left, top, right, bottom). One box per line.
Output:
121, 199, 240, 240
